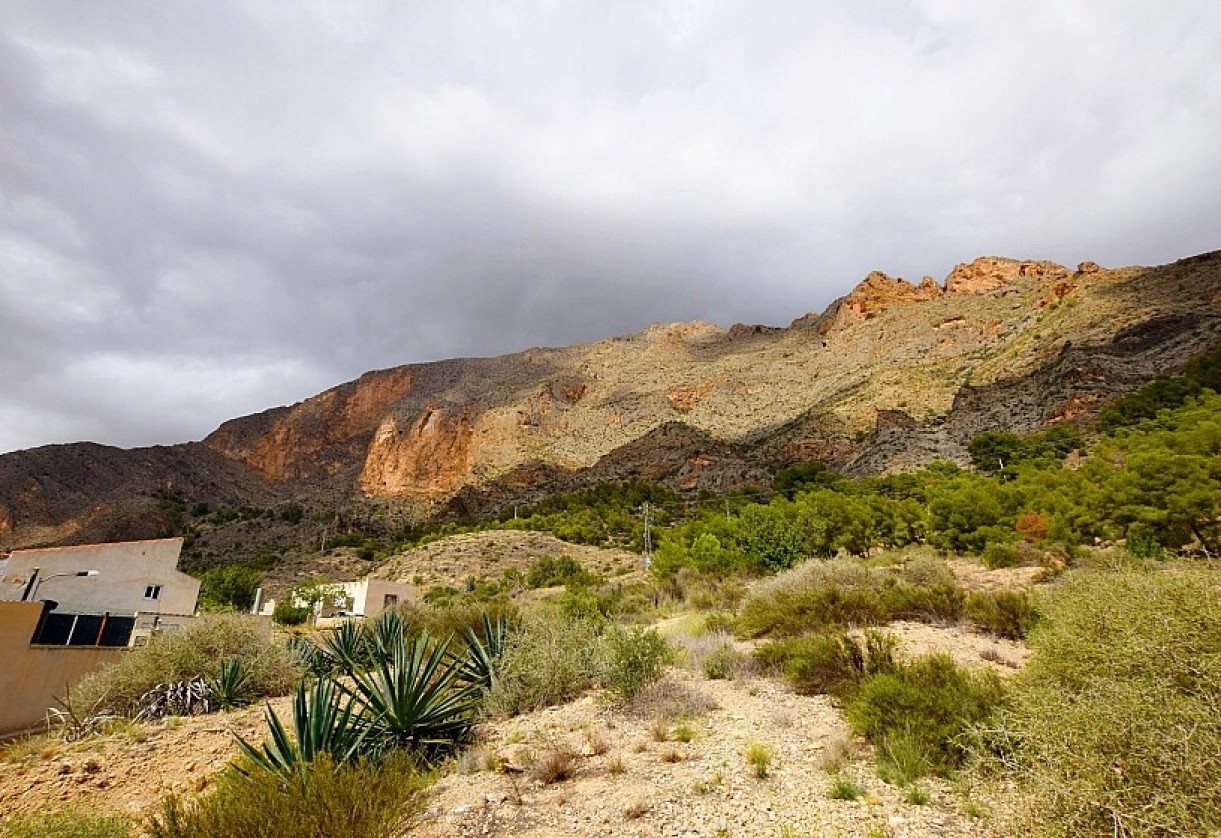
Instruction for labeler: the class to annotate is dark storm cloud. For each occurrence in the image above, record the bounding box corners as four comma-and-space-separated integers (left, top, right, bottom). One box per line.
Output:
1, 1, 1220, 452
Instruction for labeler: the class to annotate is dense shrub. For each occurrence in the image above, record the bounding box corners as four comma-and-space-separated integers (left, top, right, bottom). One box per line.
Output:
977, 567, 1221, 836
736, 558, 963, 638
736, 559, 888, 638
147, 754, 427, 838
981, 541, 1022, 569
965, 590, 1036, 640
71, 614, 301, 717
602, 625, 670, 700
755, 629, 896, 697
487, 611, 603, 716
1, 806, 135, 838
271, 601, 310, 626
526, 555, 596, 589
847, 654, 1004, 781
880, 582, 963, 624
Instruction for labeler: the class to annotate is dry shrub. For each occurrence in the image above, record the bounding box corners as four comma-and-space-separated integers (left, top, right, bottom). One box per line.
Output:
146, 753, 427, 838
817, 733, 855, 773
1, 806, 135, 838
623, 799, 650, 819
966, 590, 1037, 640
979, 648, 1020, 670
624, 676, 718, 721
531, 748, 577, 785
71, 614, 301, 717
670, 631, 750, 680
897, 555, 956, 588
977, 566, 1221, 837
487, 610, 602, 716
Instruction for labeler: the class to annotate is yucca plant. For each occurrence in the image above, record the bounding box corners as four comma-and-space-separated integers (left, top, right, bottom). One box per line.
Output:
235, 677, 368, 779
345, 630, 481, 760
206, 658, 254, 710
456, 611, 510, 691
367, 609, 408, 664
316, 619, 372, 676
288, 635, 333, 678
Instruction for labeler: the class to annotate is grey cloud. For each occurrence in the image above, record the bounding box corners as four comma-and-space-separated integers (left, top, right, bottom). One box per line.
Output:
0, 0, 1219, 452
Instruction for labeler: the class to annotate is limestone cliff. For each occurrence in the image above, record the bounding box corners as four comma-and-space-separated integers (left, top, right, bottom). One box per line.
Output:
2, 249, 1220, 550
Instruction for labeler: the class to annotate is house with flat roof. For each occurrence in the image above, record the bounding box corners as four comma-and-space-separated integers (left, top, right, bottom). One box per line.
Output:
0, 538, 201, 734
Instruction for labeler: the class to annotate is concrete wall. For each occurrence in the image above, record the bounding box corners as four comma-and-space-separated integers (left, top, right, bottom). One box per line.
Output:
0, 602, 125, 736
0, 538, 198, 616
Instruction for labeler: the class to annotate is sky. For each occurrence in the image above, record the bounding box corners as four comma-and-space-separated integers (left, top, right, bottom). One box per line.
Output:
1, 1, 1220, 454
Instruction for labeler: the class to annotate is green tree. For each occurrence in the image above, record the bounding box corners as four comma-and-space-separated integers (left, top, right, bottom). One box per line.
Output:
199, 565, 262, 612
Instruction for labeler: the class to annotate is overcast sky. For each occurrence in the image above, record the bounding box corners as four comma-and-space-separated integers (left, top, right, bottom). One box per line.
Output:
1, 1, 1219, 454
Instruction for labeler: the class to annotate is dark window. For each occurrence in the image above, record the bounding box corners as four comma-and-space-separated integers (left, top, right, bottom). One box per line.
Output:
144, 584, 162, 600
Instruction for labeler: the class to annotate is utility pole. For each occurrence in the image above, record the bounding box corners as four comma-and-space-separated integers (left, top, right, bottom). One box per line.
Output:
641, 502, 653, 569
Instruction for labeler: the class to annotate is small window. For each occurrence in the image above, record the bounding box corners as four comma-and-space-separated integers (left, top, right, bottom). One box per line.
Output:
144, 584, 162, 600
383, 594, 398, 609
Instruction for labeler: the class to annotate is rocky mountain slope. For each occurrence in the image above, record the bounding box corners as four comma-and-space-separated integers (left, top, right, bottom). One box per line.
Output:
2, 250, 1219, 551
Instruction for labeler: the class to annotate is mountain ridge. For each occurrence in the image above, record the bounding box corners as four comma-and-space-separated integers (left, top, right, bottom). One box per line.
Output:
3, 250, 1219, 554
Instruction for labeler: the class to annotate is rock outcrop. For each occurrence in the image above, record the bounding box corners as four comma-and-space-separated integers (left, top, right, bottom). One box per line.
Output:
944, 256, 1070, 294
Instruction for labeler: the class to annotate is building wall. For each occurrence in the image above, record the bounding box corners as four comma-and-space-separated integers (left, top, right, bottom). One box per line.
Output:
359, 579, 416, 615
0, 538, 199, 616
0, 602, 125, 736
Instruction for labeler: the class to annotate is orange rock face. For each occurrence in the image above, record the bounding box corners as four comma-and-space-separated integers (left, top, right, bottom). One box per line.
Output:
204, 367, 415, 481
359, 406, 479, 497
944, 257, 1069, 294
840, 271, 943, 322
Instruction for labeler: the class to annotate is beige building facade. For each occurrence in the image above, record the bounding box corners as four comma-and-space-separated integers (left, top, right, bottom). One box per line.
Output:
0, 601, 125, 735
0, 538, 199, 617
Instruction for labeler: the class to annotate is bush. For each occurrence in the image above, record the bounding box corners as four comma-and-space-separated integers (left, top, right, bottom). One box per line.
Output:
736, 560, 888, 638
702, 643, 749, 680
736, 558, 964, 638
1, 806, 135, 838
271, 601, 311, 626
977, 566, 1221, 836
526, 555, 596, 589
71, 614, 302, 717
146, 753, 427, 838
755, 630, 896, 697
981, 542, 1022, 569
847, 654, 1004, 780
965, 590, 1036, 640
487, 610, 603, 716
603, 626, 670, 700
880, 582, 964, 624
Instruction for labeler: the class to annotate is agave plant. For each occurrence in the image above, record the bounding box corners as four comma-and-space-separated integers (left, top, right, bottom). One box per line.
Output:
345, 630, 481, 760
135, 679, 211, 721
235, 677, 368, 779
366, 608, 408, 664
456, 611, 510, 692
316, 619, 372, 676
206, 657, 254, 710
289, 634, 334, 678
